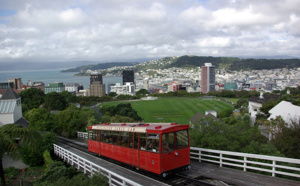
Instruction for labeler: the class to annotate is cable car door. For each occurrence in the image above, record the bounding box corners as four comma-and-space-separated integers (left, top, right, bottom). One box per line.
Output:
161, 132, 176, 171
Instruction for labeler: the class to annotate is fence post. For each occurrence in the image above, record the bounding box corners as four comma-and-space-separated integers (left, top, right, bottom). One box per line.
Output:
244, 157, 247, 172
272, 161, 276, 177
220, 154, 223, 167
199, 149, 202, 162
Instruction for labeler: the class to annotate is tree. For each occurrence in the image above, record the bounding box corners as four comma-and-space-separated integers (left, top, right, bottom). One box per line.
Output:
270, 117, 300, 158
235, 98, 248, 109
259, 99, 278, 116
44, 92, 67, 110
20, 132, 56, 166
108, 92, 118, 97
0, 124, 40, 186
60, 91, 78, 104
19, 88, 45, 113
136, 89, 149, 96
25, 108, 56, 131
56, 105, 99, 137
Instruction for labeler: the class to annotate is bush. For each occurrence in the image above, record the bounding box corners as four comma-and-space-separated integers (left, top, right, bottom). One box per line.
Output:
35, 161, 108, 186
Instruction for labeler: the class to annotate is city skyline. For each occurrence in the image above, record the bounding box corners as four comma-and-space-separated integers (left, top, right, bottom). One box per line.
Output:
0, 0, 300, 65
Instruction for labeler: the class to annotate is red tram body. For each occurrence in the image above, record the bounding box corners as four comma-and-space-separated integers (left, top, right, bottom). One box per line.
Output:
87, 123, 191, 177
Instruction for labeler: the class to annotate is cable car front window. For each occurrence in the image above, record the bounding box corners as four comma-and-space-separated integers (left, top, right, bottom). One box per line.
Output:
162, 133, 175, 153
176, 130, 188, 149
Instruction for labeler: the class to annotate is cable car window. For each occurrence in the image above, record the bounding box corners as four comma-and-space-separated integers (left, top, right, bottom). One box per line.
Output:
140, 133, 146, 150
176, 130, 188, 149
134, 133, 138, 149
147, 134, 159, 153
120, 132, 129, 147
112, 131, 120, 145
100, 130, 106, 142
162, 133, 175, 153
89, 130, 99, 141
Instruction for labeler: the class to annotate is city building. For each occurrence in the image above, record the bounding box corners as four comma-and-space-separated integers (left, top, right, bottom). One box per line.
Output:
201, 63, 215, 93
122, 70, 134, 85
0, 82, 14, 89
8, 78, 22, 89
110, 82, 135, 96
45, 82, 65, 94
0, 87, 28, 127
32, 81, 45, 92
89, 74, 106, 97
65, 83, 79, 94
224, 83, 238, 90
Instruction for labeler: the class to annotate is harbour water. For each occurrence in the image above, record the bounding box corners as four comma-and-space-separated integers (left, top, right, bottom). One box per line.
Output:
0, 69, 122, 91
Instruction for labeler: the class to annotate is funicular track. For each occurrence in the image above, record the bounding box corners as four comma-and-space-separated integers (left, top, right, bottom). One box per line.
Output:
56, 136, 214, 186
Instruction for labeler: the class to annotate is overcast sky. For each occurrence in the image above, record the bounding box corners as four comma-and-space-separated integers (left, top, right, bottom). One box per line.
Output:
0, 0, 299, 63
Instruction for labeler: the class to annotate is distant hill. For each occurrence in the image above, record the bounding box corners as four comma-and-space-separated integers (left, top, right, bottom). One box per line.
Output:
164, 56, 300, 70
59, 56, 300, 73
61, 62, 140, 72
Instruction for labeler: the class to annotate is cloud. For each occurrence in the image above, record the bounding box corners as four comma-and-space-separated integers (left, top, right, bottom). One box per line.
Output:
0, 0, 300, 63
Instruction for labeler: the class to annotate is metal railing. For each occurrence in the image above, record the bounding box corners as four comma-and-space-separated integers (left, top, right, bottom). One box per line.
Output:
77, 132, 300, 180
54, 144, 142, 186
190, 147, 300, 180
77, 132, 88, 139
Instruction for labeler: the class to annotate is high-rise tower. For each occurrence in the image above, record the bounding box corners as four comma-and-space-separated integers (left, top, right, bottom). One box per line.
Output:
122, 70, 134, 85
89, 74, 105, 97
201, 63, 215, 93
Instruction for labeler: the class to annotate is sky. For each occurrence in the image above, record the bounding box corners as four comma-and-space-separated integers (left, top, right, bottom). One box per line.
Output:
0, 0, 300, 64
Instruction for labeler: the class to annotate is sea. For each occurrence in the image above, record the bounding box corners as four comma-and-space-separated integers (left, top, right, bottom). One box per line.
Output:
0, 69, 123, 91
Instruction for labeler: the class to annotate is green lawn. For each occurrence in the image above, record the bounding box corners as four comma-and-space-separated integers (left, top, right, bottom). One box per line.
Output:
100, 98, 233, 124
222, 98, 240, 104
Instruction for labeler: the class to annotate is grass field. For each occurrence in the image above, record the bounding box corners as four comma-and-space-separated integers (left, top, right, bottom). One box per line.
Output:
101, 98, 234, 124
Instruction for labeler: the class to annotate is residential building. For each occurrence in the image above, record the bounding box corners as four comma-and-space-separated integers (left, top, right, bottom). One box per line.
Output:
0, 87, 28, 127
122, 70, 134, 85
45, 82, 65, 94
201, 63, 215, 93
89, 74, 106, 97
268, 101, 300, 125
248, 92, 280, 124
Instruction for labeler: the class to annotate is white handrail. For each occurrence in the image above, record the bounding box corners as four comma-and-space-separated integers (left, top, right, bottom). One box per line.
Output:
77, 132, 300, 180
54, 144, 142, 186
190, 147, 300, 179
77, 132, 88, 139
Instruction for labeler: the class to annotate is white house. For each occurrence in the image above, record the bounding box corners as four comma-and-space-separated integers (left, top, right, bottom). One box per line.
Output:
0, 87, 27, 127
268, 101, 300, 125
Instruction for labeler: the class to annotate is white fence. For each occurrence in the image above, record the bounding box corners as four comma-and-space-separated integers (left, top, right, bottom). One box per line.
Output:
77, 132, 300, 180
190, 147, 300, 179
54, 144, 142, 186
77, 132, 88, 139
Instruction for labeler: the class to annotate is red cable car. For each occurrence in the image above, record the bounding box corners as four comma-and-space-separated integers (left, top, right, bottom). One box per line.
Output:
87, 123, 191, 177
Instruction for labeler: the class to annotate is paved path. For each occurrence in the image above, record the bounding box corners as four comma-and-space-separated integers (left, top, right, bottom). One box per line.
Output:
3, 153, 29, 169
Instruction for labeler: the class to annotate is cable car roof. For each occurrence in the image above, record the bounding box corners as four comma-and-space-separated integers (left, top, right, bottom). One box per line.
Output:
88, 123, 189, 133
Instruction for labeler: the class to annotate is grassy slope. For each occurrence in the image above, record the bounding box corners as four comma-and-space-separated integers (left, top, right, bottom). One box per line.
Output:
101, 98, 233, 124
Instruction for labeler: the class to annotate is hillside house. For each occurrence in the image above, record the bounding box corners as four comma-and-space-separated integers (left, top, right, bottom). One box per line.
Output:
0, 87, 28, 127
